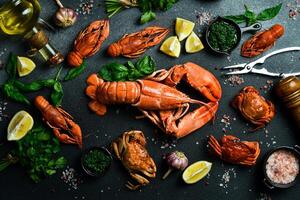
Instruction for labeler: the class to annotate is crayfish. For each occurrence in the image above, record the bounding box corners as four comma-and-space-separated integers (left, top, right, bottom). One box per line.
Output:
86, 62, 222, 138
241, 24, 284, 58
34, 96, 82, 148
107, 26, 169, 58
112, 130, 156, 190
208, 135, 260, 166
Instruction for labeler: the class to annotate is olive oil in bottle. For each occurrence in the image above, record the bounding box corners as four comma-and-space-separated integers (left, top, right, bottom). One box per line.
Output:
0, 0, 63, 65
0, 0, 40, 35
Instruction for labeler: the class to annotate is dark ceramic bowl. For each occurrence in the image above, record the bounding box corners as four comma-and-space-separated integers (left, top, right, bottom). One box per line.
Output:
205, 16, 262, 55
263, 145, 300, 189
81, 146, 112, 177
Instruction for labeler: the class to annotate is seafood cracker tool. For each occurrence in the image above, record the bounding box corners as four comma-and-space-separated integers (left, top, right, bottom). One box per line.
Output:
222, 47, 300, 78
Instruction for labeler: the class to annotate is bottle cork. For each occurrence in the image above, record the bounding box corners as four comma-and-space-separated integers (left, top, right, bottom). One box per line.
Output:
274, 76, 300, 128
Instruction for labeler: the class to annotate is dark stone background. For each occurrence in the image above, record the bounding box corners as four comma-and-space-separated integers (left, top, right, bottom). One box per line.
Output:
0, 0, 299, 199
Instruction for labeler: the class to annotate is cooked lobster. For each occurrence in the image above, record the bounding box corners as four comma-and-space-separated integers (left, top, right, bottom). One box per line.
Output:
86, 62, 222, 138
107, 26, 169, 58
67, 20, 109, 67
34, 96, 82, 148
232, 86, 275, 130
241, 24, 284, 58
112, 130, 156, 190
208, 135, 260, 166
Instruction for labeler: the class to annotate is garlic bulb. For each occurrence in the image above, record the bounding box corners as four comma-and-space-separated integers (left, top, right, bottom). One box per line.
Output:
54, 8, 77, 28
53, 0, 77, 28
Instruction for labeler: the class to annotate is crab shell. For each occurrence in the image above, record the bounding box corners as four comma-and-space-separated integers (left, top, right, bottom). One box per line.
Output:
112, 130, 156, 190
232, 86, 275, 130
208, 135, 261, 166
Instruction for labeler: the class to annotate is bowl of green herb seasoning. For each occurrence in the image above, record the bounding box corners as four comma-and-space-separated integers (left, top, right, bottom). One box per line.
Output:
81, 147, 112, 177
206, 16, 261, 54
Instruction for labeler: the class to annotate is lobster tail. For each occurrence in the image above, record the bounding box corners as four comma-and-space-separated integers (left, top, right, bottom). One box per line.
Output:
67, 51, 83, 68
270, 24, 284, 39
107, 43, 121, 57
34, 96, 50, 112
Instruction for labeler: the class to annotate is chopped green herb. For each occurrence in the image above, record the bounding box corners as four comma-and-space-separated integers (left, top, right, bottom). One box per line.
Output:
83, 149, 111, 174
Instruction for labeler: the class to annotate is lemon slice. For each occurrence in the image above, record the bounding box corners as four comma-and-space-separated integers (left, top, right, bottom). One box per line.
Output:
182, 161, 212, 184
160, 36, 181, 58
176, 18, 195, 41
17, 56, 36, 77
7, 110, 34, 141
185, 32, 204, 53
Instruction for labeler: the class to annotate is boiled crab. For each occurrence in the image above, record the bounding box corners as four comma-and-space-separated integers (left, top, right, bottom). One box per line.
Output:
232, 86, 275, 131
112, 130, 156, 190
208, 135, 260, 166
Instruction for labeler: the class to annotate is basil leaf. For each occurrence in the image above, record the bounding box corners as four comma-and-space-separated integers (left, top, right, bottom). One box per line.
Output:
2, 83, 31, 105
99, 63, 128, 81
224, 15, 246, 24
64, 61, 87, 81
136, 55, 156, 75
140, 11, 156, 24
51, 81, 63, 106
244, 5, 256, 25
5, 53, 17, 81
41, 79, 56, 88
257, 3, 282, 21
14, 80, 44, 92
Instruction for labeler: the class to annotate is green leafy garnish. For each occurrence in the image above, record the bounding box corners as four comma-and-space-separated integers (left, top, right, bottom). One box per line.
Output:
1, 53, 64, 106
64, 60, 87, 81
224, 3, 282, 26
98, 55, 156, 81
0, 126, 67, 183
105, 0, 179, 24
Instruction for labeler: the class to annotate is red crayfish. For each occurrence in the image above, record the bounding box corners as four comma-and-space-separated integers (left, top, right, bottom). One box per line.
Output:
241, 24, 284, 58
34, 96, 82, 148
107, 26, 169, 58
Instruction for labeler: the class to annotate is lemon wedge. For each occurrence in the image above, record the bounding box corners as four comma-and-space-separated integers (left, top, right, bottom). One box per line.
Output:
17, 56, 36, 77
182, 161, 212, 184
7, 110, 34, 141
160, 36, 181, 58
176, 18, 195, 41
185, 32, 204, 53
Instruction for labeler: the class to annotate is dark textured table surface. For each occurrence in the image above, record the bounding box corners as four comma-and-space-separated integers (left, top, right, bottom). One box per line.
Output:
0, 0, 300, 199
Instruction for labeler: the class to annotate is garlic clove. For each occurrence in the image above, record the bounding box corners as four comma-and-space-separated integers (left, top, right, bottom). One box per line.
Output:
54, 7, 77, 28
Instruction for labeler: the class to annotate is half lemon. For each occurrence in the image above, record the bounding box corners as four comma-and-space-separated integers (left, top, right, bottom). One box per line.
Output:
185, 32, 204, 53
175, 18, 195, 41
182, 161, 212, 184
7, 110, 34, 141
17, 56, 36, 77
160, 36, 181, 58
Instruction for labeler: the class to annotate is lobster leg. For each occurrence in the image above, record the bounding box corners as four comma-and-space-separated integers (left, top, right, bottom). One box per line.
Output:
165, 102, 219, 138
208, 135, 223, 157
53, 128, 77, 145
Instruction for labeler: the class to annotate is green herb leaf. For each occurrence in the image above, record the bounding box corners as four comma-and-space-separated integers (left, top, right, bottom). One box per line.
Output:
5, 53, 17, 81
224, 15, 246, 24
99, 63, 128, 81
14, 80, 44, 92
136, 55, 156, 75
2, 83, 31, 105
244, 5, 256, 25
51, 81, 64, 106
257, 3, 282, 21
64, 61, 87, 81
140, 11, 156, 24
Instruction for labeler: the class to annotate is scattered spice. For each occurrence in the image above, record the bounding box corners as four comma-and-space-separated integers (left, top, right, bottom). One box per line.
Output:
260, 80, 274, 93
223, 75, 245, 86
195, 9, 213, 26
0, 101, 8, 122
61, 167, 82, 190
287, 0, 300, 20
220, 114, 236, 133
257, 193, 272, 200
76, 0, 94, 15
218, 168, 237, 190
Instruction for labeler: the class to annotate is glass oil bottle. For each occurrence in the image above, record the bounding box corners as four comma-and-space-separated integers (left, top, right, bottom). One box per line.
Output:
0, 0, 63, 65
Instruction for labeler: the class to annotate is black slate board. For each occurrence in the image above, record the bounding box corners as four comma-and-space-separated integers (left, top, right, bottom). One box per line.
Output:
0, 0, 299, 199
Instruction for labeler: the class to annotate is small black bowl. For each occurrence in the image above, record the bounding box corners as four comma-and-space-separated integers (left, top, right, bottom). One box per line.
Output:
205, 16, 262, 55
263, 145, 300, 189
81, 146, 112, 177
